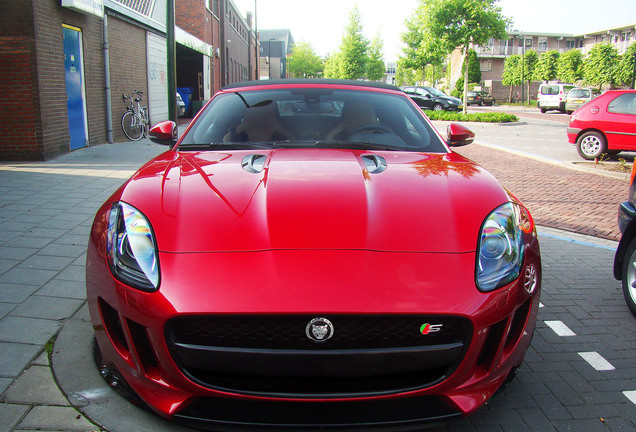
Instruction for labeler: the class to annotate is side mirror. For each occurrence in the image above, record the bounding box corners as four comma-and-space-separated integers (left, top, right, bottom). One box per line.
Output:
149, 120, 178, 146
446, 123, 475, 147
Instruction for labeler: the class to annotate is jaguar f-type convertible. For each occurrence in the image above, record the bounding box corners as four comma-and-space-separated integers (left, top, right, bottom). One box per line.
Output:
86, 79, 541, 430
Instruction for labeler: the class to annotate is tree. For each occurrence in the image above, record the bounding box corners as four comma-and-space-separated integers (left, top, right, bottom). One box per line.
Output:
395, 59, 419, 86
501, 54, 522, 102
419, 0, 509, 113
617, 42, 636, 87
462, 49, 482, 84
557, 49, 583, 84
400, 1, 447, 82
338, 6, 368, 80
323, 52, 344, 79
522, 49, 538, 104
534, 49, 560, 83
584, 43, 619, 89
366, 33, 386, 81
287, 41, 324, 78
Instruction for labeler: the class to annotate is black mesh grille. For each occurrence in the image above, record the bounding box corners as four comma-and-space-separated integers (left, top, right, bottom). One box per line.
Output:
165, 314, 472, 397
167, 314, 470, 350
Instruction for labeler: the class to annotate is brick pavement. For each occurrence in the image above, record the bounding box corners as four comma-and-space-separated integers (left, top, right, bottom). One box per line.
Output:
454, 144, 627, 241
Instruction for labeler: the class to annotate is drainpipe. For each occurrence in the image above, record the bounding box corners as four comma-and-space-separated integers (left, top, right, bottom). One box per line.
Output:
103, 14, 113, 143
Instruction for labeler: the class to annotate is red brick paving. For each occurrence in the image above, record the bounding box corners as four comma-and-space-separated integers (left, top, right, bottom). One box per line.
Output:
455, 144, 626, 241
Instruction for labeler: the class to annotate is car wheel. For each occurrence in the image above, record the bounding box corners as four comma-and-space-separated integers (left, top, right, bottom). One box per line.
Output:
621, 237, 636, 317
576, 131, 607, 160
566, 110, 573, 115
540, 108, 547, 113
478, 100, 483, 106
433, 103, 443, 111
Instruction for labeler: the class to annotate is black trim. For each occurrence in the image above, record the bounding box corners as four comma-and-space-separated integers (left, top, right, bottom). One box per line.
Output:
223, 79, 401, 92
174, 395, 461, 431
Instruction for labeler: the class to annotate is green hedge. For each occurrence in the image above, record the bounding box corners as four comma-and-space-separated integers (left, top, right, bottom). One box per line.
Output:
424, 110, 518, 123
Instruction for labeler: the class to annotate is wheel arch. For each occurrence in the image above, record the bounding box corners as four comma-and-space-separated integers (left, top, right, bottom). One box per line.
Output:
614, 222, 636, 280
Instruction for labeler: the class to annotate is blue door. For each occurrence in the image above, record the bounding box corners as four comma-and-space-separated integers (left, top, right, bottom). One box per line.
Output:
63, 26, 87, 151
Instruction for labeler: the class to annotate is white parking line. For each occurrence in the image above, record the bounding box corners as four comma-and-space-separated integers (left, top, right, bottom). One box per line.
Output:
578, 352, 615, 371
624, 391, 636, 405
544, 320, 576, 337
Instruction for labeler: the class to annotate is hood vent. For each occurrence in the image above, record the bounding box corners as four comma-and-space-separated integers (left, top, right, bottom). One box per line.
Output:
361, 154, 387, 174
242, 154, 267, 173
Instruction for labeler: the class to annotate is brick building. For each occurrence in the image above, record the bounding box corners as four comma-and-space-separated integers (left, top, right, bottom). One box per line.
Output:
0, 0, 258, 161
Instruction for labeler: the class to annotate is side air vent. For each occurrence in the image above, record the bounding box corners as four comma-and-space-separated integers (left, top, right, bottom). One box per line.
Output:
361, 154, 387, 174
241, 154, 267, 173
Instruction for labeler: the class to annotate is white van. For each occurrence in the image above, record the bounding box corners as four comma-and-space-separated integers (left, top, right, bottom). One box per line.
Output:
537, 83, 576, 113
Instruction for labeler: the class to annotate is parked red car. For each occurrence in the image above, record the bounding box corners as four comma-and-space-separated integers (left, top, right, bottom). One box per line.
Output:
567, 89, 636, 160
86, 79, 541, 430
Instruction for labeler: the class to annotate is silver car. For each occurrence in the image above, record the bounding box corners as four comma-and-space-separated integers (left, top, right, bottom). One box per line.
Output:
565, 87, 600, 115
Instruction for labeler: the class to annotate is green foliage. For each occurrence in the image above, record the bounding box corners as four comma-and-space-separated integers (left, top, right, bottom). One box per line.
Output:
366, 33, 386, 81
534, 50, 560, 82
584, 43, 619, 88
338, 6, 369, 80
418, 0, 508, 113
323, 52, 343, 79
287, 41, 324, 78
395, 58, 419, 86
617, 42, 636, 86
501, 54, 522, 86
400, 1, 447, 71
461, 50, 481, 84
557, 49, 583, 83
423, 110, 518, 123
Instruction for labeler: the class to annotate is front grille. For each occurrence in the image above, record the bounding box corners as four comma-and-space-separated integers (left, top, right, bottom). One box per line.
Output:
166, 315, 472, 397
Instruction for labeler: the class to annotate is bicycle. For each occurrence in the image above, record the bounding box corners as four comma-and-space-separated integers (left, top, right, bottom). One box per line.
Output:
121, 90, 149, 141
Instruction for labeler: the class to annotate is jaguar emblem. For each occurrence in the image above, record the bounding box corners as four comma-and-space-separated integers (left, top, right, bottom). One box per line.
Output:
306, 318, 334, 342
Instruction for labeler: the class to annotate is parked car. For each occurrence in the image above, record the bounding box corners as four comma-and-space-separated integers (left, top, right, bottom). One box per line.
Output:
537, 83, 576, 113
402, 86, 463, 111
176, 92, 186, 117
466, 90, 495, 106
565, 87, 600, 115
614, 162, 636, 317
567, 90, 636, 160
87, 79, 541, 430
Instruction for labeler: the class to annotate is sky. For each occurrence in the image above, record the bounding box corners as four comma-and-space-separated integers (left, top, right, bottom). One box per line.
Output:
232, 0, 636, 61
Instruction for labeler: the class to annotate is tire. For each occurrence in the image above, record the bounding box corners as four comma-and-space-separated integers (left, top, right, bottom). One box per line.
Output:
432, 103, 443, 111
566, 110, 574, 115
478, 100, 483, 106
121, 111, 145, 141
576, 131, 607, 160
621, 237, 636, 317
540, 107, 547, 113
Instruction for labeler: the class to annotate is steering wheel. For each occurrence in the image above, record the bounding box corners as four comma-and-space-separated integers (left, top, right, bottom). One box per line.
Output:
348, 123, 392, 138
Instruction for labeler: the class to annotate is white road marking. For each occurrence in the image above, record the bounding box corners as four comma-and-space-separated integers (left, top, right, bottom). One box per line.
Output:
624, 391, 636, 405
578, 351, 615, 371
544, 320, 576, 336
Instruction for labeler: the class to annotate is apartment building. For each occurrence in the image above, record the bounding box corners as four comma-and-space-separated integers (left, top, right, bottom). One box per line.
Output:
451, 22, 636, 102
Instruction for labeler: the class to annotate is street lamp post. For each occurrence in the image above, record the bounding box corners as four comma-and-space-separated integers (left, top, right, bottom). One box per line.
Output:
268, 38, 275, 79
517, 35, 525, 106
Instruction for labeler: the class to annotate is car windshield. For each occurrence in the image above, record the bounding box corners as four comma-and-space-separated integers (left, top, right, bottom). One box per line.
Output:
427, 87, 447, 97
568, 89, 591, 98
179, 87, 446, 152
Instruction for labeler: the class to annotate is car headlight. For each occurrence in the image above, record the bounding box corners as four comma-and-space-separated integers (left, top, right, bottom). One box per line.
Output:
107, 202, 160, 291
476, 202, 528, 292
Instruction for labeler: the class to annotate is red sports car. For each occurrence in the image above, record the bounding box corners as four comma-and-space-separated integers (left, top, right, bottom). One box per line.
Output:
567, 89, 636, 160
86, 79, 541, 430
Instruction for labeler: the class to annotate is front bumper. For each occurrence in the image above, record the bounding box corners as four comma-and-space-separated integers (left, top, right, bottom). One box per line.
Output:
87, 240, 541, 428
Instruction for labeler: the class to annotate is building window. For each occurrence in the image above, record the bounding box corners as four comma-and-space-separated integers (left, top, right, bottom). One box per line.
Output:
480, 59, 492, 72
538, 37, 547, 51
566, 39, 576, 50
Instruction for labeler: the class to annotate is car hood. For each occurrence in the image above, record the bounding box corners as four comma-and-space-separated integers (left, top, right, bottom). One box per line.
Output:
119, 149, 510, 253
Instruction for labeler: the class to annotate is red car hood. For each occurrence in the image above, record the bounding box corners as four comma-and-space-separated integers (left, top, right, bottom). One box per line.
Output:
119, 149, 510, 253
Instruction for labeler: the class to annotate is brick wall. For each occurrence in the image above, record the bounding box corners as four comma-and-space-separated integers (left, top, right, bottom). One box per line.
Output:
107, 17, 148, 143
0, 1, 41, 160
